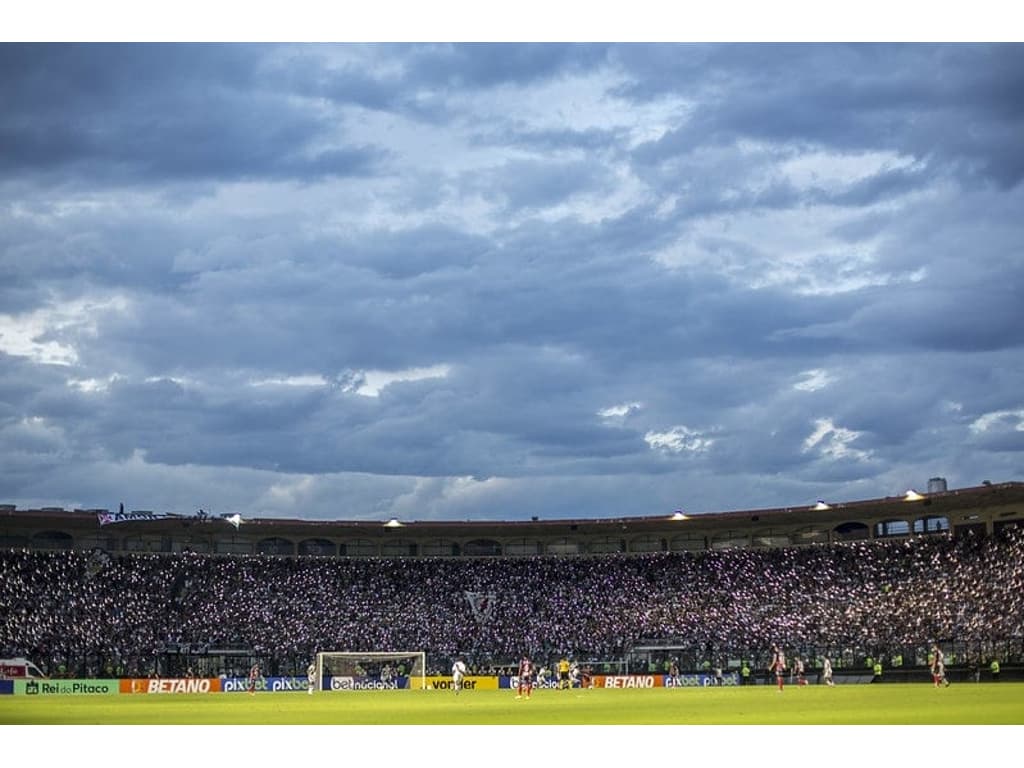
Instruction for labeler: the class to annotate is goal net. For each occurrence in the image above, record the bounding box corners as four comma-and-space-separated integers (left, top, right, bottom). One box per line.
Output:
315, 651, 427, 691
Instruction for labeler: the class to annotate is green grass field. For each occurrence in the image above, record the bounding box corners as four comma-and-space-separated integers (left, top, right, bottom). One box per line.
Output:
3, 683, 1022, 726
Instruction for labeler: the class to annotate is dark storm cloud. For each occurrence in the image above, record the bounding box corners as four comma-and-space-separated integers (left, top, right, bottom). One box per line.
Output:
0, 43, 386, 184
331, 225, 492, 279
621, 43, 1024, 188
817, 164, 935, 207
278, 45, 407, 112
2, 42, 1022, 520
468, 157, 619, 212
855, 285, 1024, 353
402, 43, 611, 89
0, 197, 197, 306
477, 125, 625, 155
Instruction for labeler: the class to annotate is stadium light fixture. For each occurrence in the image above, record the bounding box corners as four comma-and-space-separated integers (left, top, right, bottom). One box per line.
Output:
813, 501, 831, 511
904, 490, 925, 502
384, 518, 404, 527
670, 511, 689, 521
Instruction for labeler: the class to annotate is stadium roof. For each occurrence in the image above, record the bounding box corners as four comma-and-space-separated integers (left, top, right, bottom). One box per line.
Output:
3, 481, 1022, 541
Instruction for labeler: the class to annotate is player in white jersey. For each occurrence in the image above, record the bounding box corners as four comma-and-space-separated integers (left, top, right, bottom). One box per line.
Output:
536, 665, 550, 686
452, 658, 468, 694
307, 662, 317, 694
822, 656, 834, 687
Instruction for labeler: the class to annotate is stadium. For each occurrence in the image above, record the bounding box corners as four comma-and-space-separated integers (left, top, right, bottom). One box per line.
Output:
4, 38, 1023, 768
2, 477, 1023, 719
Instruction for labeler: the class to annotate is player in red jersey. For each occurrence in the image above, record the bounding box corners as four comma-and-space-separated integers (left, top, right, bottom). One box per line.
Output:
247, 662, 260, 695
931, 645, 951, 688
794, 657, 808, 686
516, 655, 533, 699
768, 645, 786, 692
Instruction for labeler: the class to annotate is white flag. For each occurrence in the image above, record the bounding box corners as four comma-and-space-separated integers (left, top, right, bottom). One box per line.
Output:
465, 591, 497, 623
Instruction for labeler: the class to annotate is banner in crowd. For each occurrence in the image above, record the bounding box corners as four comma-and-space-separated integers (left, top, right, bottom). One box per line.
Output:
464, 591, 497, 623
98, 509, 241, 528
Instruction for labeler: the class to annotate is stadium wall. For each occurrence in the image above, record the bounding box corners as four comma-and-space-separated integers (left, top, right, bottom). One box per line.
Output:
2, 481, 1022, 559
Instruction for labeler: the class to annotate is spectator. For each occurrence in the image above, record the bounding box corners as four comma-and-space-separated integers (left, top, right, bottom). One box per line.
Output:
1, 527, 1022, 676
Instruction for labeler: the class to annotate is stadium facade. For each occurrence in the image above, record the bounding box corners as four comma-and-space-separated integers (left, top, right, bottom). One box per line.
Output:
2, 480, 1022, 558
3, 481, 1022, 684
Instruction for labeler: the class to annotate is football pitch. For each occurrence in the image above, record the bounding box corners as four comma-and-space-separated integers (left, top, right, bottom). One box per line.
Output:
3, 683, 1022, 725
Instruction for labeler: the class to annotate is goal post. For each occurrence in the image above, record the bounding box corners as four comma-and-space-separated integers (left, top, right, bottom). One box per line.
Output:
315, 651, 427, 691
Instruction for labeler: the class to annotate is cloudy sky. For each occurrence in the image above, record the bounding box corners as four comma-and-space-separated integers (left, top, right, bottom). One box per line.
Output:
2, 35, 1023, 522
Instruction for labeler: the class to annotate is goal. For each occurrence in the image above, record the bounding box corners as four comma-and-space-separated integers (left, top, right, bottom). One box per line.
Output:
314, 650, 427, 691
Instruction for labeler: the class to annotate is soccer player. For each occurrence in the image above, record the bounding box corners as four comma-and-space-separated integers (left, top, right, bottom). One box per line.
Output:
822, 656, 835, 687
536, 664, 550, 686
768, 645, 786, 692
516, 655, 533, 699
668, 659, 681, 687
307, 661, 317, 694
931, 645, 951, 688
451, 658, 468, 695
557, 656, 570, 691
794, 657, 807, 686
581, 663, 594, 689
247, 662, 260, 695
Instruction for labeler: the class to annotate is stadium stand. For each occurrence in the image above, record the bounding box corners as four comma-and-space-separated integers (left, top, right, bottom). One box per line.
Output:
1, 525, 1022, 681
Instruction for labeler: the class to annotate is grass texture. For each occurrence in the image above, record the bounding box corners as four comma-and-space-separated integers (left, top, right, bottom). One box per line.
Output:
2, 682, 1022, 726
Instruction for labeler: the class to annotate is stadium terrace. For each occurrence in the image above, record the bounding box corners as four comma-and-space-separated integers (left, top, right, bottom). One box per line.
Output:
1, 480, 1022, 686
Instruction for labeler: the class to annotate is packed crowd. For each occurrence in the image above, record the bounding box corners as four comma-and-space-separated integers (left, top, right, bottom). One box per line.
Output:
2, 526, 1022, 677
